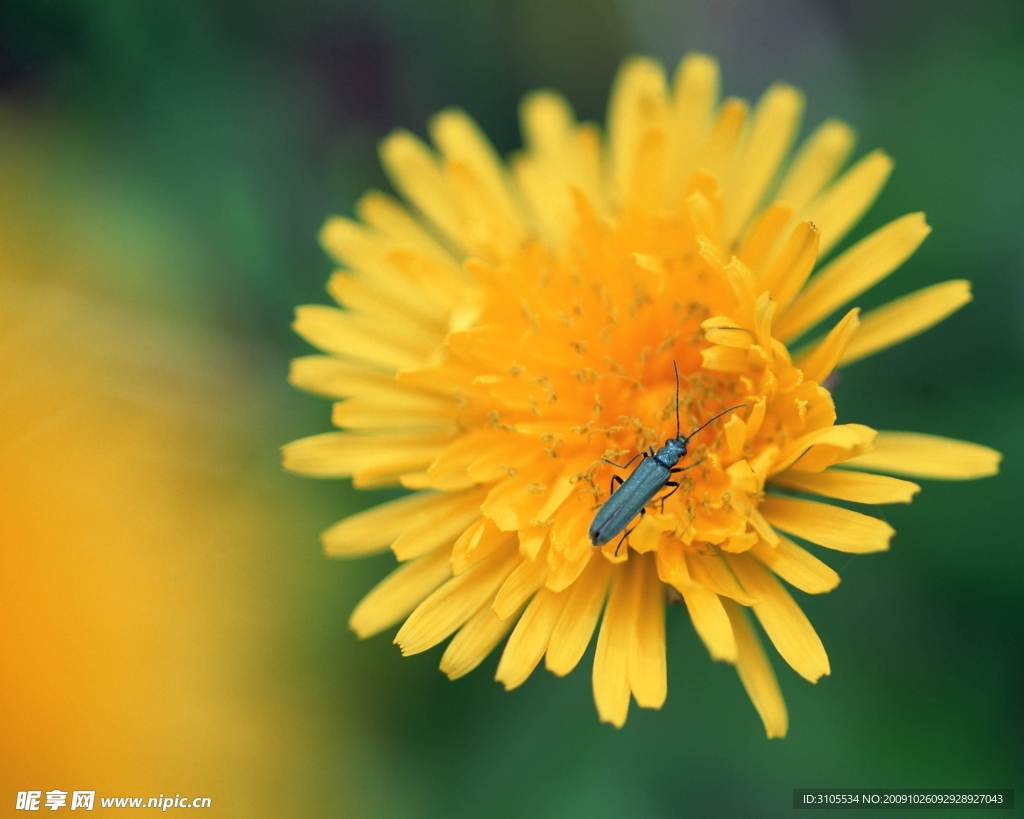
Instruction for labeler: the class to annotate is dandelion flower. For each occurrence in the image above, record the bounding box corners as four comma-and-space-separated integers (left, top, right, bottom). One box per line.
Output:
283, 53, 1001, 735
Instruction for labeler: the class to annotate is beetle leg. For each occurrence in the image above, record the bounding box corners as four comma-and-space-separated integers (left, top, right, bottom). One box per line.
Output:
657, 481, 680, 513
672, 456, 705, 474
613, 508, 646, 557
601, 451, 644, 470
613, 525, 633, 557
608, 473, 624, 497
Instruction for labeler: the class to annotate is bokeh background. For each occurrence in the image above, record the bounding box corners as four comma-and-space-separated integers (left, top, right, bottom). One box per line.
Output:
1, 1, 1022, 816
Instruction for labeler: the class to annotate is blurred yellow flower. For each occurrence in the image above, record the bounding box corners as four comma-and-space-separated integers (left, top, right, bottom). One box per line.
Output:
284, 53, 1000, 735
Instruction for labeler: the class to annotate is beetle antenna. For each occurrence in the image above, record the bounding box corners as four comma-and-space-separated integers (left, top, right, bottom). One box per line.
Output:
683, 403, 748, 442
673, 360, 681, 439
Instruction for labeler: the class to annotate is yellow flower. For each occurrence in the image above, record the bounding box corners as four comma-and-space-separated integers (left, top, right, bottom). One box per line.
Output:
283, 53, 1001, 735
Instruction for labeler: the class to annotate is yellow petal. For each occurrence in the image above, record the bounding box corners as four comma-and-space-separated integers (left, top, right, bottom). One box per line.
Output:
495, 587, 568, 690
379, 129, 466, 254
354, 458, 456, 490
521, 91, 573, 163
724, 529, 760, 554
774, 119, 856, 212
629, 553, 667, 709
700, 97, 749, 184
533, 466, 580, 525
482, 460, 561, 532
292, 305, 428, 371
802, 149, 893, 258
629, 512, 674, 554
546, 556, 612, 676
728, 556, 830, 683
842, 432, 1001, 480
606, 57, 669, 207
760, 496, 893, 553
748, 507, 781, 547
431, 428, 520, 487
794, 308, 860, 384
723, 415, 747, 461
773, 423, 876, 475
443, 160, 523, 260
440, 602, 520, 680
750, 537, 839, 595
327, 270, 448, 336
516, 91, 576, 246
349, 546, 452, 638
682, 180, 722, 247
723, 600, 788, 738
701, 344, 752, 373
724, 83, 804, 244
546, 503, 595, 592
391, 489, 487, 561
770, 468, 920, 504
451, 518, 514, 575
332, 392, 457, 433
512, 153, 562, 248
627, 123, 670, 211
839, 280, 972, 365
394, 541, 520, 655
464, 427, 536, 487
654, 539, 690, 587
688, 552, 759, 605
281, 431, 451, 482
518, 526, 547, 562
681, 583, 737, 662
592, 563, 635, 728
753, 291, 778, 353
355, 189, 458, 266
289, 355, 397, 400
702, 318, 753, 349
421, 454, 480, 491
745, 397, 767, 441
399, 472, 432, 489
737, 202, 795, 272
776, 213, 931, 341
322, 491, 459, 557
566, 124, 606, 216
429, 108, 527, 241
384, 247, 467, 309
492, 547, 549, 619
666, 52, 720, 201
319, 216, 463, 318
758, 221, 820, 310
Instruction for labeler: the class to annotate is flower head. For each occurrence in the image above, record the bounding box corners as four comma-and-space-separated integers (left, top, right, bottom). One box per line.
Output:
284, 54, 1000, 734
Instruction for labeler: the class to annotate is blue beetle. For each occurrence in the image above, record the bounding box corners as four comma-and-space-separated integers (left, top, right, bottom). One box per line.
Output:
588, 363, 745, 554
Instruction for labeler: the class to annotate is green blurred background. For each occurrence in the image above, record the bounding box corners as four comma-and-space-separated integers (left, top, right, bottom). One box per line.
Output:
1, 1, 1021, 816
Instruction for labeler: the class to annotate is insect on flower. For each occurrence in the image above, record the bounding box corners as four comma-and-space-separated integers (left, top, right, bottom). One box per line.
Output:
589, 363, 745, 554
284, 52, 1003, 734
